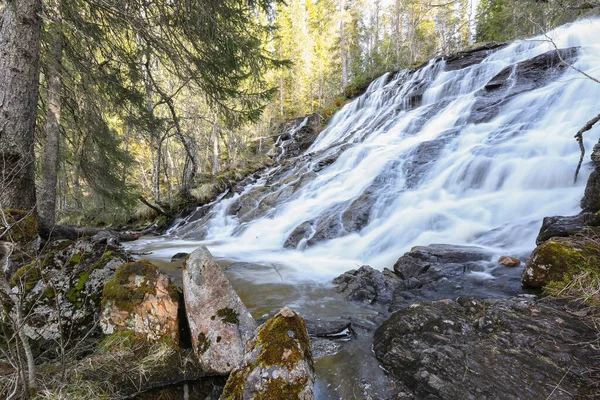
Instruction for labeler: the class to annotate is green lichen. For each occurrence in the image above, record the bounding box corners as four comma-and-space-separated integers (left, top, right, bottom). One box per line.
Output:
216, 307, 240, 324
196, 332, 210, 354
67, 251, 116, 307
102, 260, 159, 312
255, 312, 311, 369
255, 377, 308, 400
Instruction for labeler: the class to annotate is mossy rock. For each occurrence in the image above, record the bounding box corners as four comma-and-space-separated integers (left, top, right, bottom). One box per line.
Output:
220, 307, 314, 400
1, 208, 38, 245
102, 260, 178, 313
522, 237, 600, 288
66, 251, 115, 307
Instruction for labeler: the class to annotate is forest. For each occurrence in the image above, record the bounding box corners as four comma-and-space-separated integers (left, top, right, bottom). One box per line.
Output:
1, 0, 600, 398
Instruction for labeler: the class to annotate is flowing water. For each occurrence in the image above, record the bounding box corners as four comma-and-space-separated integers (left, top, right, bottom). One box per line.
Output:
125, 18, 600, 399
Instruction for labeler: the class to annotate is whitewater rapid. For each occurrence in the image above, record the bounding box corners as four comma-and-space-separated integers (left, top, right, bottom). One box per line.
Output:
138, 19, 600, 281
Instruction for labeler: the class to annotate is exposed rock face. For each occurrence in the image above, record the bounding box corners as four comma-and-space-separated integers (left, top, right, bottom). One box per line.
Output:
536, 213, 600, 245
6, 239, 128, 355
498, 255, 520, 267
582, 139, 600, 212
182, 246, 257, 374
470, 47, 579, 124
522, 236, 600, 288
220, 307, 314, 400
374, 296, 599, 400
100, 260, 180, 342
332, 265, 400, 305
279, 113, 323, 160
442, 42, 506, 71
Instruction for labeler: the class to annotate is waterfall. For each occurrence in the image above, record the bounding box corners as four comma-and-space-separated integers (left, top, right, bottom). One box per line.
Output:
169, 19, 600, 279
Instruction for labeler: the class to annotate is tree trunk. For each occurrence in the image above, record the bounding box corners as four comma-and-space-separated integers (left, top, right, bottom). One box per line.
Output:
339, 0, 348, 88
211, 125, 220, 176
39, 0, 63, 233
0, 0, 42, 212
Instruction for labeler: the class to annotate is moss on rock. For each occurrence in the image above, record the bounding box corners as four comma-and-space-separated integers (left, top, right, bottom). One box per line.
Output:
0, 208, 38, 244
102, 260, 161, 312
255, 310, 311, 369
522, 237, 600, 288
220, 307, 314, 400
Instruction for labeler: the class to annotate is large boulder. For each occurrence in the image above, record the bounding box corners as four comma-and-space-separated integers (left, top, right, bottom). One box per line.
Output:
522, 236, 600, 288
374, 296, 599, 399
6, 239, 128, 356
220, 307, 314, 400
389, 244, 523, 312
182, 246, 257, 374
100, 260, 180, 342
332, 265, 400, 306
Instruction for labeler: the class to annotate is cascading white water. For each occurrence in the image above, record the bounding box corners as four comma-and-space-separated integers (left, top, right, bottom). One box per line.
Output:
163, 19, 600, 280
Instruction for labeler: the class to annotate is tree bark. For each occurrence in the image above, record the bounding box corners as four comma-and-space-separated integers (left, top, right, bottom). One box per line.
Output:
0, 0, 42, 212
339, 0, 348, 88
39, 0, 63, 232
211, 124, 220, 176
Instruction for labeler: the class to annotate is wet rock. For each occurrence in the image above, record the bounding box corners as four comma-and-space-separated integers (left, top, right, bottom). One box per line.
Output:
220, 307, 314, 400
389, 244, 523, 312
442, 42, 506, 71
536, 213, 600, 245
498, 255, 520, 268
182, 245, 257, 375
522, 236, 600, 288
304, 317, 352, 338
470, 47, 579, 124
311, 339, 343, 359
374, 296, 599, 399
393, 244, 491, 279
332, 266, 400, 306
582, 140, 600, 212
284, 221, 313, 249
170, 252, 189, 262
100, 260, 180, 342
402, 136, 455, 188
341, 192, 373, 232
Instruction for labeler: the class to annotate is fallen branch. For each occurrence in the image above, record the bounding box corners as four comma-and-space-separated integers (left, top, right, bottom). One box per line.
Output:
138, 196, 169, 217
574, 113, 600, 183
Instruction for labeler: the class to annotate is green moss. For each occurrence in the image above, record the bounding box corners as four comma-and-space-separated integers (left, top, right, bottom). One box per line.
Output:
216, 307, 240, 324
67, 251, 116, 307
102, 260, 159, 312
537, 239, 600, 292
9, 260, 42, 291
220, 367, 250, 400
196, 332, 210, 354
0, 208, 38, 244
256, 377, 308, 400
254, 312, 311, 369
